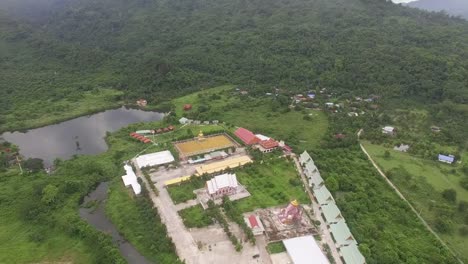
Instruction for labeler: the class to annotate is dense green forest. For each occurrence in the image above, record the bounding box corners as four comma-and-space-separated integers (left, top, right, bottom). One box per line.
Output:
0, 0, 467, 131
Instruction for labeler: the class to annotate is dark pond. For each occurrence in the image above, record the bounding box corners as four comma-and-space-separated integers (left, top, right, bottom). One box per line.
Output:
79, 182, 152, 264
1, 107, 164, 166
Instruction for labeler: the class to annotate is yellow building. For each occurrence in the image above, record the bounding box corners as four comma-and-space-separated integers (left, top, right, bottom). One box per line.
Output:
195, 155, 252, 175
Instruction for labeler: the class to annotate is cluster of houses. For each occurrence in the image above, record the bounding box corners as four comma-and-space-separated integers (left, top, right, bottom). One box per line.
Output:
234, 127, 292, 153
179, 117, 219, 126
300, 151, 365, 264
129, 132, 152, 144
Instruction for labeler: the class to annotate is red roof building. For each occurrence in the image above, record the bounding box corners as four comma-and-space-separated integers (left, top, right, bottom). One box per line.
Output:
234, 128, 260, 145
168, 125, 175, 131
183, 104, 192, 111
156, 129, 163, 134
258, 139, 279, 153
259, 139, 279, 149
248, 215, 259, 228
244, 214, 265, 235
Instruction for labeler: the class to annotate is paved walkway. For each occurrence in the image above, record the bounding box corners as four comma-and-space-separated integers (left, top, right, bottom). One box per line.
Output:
291, 155, 343, 264
132, 159, 202, 264
357, 129, 462, 264
174, 199, 199, 211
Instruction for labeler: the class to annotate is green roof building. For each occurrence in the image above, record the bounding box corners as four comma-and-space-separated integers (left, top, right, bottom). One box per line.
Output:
313, 185, 334, 205
322, 202, 344, 224
340, 243, 365, 264
330, 220, 356, 248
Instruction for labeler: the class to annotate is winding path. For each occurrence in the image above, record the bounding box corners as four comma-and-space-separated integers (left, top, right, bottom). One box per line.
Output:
357, 129, 462, 264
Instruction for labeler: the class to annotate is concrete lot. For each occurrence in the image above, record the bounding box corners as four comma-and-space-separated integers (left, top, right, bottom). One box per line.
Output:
270, 252, 292, 264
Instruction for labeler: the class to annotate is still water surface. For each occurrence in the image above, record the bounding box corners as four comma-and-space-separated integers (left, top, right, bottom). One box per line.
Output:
1, 107, 163, 166
79, 182, 151, 264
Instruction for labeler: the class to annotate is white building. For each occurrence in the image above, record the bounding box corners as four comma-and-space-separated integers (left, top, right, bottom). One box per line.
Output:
121, 165, 141, 195
382, 126, 395, 135
283, 235, 329, 264
206, 173, 238, 199
179, 117, 189, 124
135, 150, 175, 169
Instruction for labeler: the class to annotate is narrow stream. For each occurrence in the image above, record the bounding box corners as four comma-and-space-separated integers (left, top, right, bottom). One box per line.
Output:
79, 182, 152, 264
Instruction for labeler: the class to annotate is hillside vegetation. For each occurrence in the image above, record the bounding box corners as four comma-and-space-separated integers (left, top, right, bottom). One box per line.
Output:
0, 0, 468, 131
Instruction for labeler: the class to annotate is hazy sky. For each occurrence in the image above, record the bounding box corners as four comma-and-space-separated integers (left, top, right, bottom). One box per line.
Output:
392, 0, 418, 3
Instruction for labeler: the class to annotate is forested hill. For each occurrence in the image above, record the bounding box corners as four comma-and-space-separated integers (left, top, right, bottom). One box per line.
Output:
1, 0, 468, 127
408, 0, 468, 19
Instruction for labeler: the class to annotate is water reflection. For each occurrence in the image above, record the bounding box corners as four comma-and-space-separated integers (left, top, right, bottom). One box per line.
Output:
1, 107, 163, 166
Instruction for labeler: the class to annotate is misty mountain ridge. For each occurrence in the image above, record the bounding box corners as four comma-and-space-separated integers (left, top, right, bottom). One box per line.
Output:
408, 0, 468, 19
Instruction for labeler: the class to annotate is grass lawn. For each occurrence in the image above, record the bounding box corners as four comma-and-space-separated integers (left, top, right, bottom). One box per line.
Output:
362, 141, 468, 262
0, 218, 92, 264
0, 169, 93, 264
171, 85, 328, 151
266, 241, 286, 254
234, 157, 309, 213
178, 205, 213, 228
362, 141, 468, 201
1, 89, 123, 132
167, 178, 204, 204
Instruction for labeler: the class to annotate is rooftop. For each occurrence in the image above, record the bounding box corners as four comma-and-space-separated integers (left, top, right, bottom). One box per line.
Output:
195, 155, 252, 175
330, 220, 356, 247
234, 127, 259, 145
206, 173, 238, 194
340, 243, 366, 264
135, 150, 175, 168
283, 235, 329, 264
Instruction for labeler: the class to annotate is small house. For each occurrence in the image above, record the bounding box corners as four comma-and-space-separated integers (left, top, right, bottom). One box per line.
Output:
438, 154, 455, 164
244, 215, 265, 236
183, 104, 192, 111
179, 117, 189, 125
382, 126, 395, 135
136, 99, 147, 107
431, 126, 441, 133
258, 139, 279, 153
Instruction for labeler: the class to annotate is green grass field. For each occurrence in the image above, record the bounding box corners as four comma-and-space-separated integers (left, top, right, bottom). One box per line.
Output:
178, 205, 213, 228
266, 241, 286, 254
362, 141, 468, 262
167, 179, 204, 204
234, 157, 309, 213
171, 85, 328, 151
362, 141, 468, 201
0, 169, 93, 264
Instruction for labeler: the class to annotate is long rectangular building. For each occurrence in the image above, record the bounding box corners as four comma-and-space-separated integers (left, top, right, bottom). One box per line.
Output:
195, 155, 252, 175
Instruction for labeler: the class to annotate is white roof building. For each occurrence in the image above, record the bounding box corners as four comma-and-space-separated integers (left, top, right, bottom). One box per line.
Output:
206, 173, 238, 195
255, 134, 270, 141
136, 150, 175, 169
179, 117, 189, 124
382, 126, 395, 134
283, 235, 329, 264
121, 165, 141, 195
